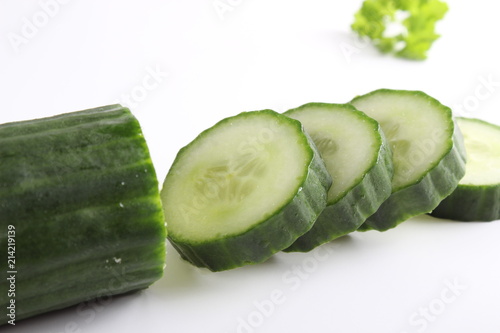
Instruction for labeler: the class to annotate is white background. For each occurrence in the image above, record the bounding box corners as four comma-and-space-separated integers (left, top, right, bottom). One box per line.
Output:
1, 0, 500, 332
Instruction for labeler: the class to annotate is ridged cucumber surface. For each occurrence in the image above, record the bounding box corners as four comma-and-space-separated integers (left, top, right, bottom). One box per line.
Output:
283, 103, 393, 252
351, 89, 466, 231
161, 110, 331, 271
431, 117, 500, 221
0, 105, 166, 325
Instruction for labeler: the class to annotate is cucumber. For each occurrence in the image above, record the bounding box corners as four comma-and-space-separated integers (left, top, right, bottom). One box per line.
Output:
431, 117, 500, 221
351, 89, 466, 231
283, 103, 393, 252
0, 105, 166, 325
161, 110, 331, 271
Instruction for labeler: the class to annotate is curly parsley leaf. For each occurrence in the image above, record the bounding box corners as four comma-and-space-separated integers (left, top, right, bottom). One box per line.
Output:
351, 0, 448, 60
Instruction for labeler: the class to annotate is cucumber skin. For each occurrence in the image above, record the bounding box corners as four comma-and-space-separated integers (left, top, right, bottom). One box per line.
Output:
283, 104, 394, 252
165, 111, 332, 272
430, 184, 500, 221
0, 105, 166, 325
360, 124, 466, 231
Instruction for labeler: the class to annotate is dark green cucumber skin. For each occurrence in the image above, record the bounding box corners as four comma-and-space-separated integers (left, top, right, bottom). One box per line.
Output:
430, 184, 500, 221
164, 110, 332, 272
0, 105, 166, 325
282, 103, 394, 252
360, 125, 467, 231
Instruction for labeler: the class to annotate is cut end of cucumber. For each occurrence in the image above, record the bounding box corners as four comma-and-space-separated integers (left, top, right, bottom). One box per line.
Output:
430, 117, 500, 222
457, 117, 500, 186
285, 103, 382, 204
352, 89, 466, 231
351, 89, 454, 192
283, 103, 393, 252
161, 110, 331, 270
163, 110, 311, 242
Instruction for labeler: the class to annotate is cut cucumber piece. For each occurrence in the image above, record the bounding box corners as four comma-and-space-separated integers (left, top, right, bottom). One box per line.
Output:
283, 103, 393, 252
161, 110, 331, 271
431, 117, 500, 221
351, 89, 466, 231
0, 105, 166, 325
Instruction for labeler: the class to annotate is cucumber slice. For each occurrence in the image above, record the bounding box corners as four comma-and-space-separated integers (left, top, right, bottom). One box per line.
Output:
283, 103, 393, 252
431, 117, 500, 221
351, 89, 466, 231
161, 110, 331, 271
0, 105, 166, 324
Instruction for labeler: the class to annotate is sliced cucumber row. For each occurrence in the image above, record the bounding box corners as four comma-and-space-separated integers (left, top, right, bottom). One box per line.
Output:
431, 117, 500, 221
283, 103, 393, 252
161, 110, 331, 271
162, 89, 497, 271
351, 89, 466, 231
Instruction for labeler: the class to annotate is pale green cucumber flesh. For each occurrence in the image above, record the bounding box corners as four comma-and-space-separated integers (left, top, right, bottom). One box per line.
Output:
431, 117, 500, 221
282, 103, 393, 252
0, 105, 166, 325
351, 89, 466, 231
161, 110, 331, 271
